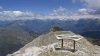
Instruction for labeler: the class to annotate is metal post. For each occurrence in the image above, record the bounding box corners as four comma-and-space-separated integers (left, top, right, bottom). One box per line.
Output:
61, 39, 63, 48
73, 40, 76, 52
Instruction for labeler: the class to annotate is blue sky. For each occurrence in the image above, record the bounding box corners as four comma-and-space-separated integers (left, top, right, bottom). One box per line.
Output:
0, 0, 100, 20
0, 0, 84, 14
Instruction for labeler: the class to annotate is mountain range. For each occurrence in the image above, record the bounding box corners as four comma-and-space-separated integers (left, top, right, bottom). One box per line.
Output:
0, 18, 100, 56
0, 18, 100, 37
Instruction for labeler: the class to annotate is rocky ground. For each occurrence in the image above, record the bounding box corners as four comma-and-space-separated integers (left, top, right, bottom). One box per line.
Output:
7, 31, 100, 56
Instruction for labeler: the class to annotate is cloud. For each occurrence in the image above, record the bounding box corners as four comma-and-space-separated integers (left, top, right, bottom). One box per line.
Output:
50, 7, 67, 16
0, 11, 47, 20
0, 6, 3, 9
78, 8, 97, 15
0, 11, 37, 20
46, 7, 100, 20
0, 7, 99, 20
49, 7, 73, 16
73, 0, 100, 15
77, 0, 100, 9
72, 0, 76, 3
78, 8, 89, 15
45, 7, 75, 20
84, 0, 100, 9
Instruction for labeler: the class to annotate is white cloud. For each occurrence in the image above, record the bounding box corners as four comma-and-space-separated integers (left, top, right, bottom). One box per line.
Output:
0, 11, 36, 20
78, 8, 89, 15
13, 11, 23, 16
86, 0, 100, 9
78, 0, 100, 9
0, 7, 99, 21
78, 8, 96, 15
47, 7, 100, 20
73, 0, 100, 15
50, 7, 73, 16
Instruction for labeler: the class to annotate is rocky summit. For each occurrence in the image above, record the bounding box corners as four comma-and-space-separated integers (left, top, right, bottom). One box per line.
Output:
7, 31, 100, 56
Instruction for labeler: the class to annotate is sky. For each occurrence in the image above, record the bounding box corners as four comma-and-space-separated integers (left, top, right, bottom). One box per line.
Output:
0, 0, 100, 20
0, 0, 84, 13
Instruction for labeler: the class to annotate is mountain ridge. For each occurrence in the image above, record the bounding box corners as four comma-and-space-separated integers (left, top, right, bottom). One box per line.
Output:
0, 18, 100, 56
7, 31, 100, 56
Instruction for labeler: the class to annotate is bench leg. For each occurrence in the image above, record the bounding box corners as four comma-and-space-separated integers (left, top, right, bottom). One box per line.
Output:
61, 39, 63, 48
73, 40, 76, 52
